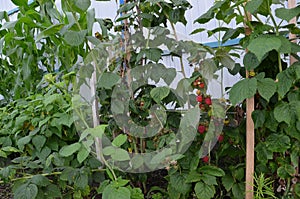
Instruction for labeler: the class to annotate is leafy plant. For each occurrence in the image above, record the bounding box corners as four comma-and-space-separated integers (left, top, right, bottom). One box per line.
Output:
1, 0, 300, 198
253, 173, 277, 199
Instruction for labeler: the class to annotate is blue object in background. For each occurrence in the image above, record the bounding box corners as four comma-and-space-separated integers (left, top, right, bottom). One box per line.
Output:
7, 0, 35, 16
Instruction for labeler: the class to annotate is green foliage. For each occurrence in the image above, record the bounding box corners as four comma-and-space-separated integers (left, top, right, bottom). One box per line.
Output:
1, 0, 300, 198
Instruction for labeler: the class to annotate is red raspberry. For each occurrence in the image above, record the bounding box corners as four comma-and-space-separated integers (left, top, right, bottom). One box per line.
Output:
202, 156, 209, 163
198, 125, 206, 134
196, 95, 203, 102
199, 82, 205, 88
205, 97, 212, 105
218, 134, 224, 142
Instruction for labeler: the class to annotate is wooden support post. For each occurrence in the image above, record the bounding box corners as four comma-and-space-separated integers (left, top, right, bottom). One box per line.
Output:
244, 7, 255, 199
288, 0, 299, 175
245, 96, 255, 199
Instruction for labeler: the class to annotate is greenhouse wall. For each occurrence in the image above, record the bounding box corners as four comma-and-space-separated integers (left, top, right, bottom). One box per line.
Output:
2, 0, 297, 98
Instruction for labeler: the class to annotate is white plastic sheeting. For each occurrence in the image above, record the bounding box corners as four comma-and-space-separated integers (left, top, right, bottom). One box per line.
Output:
2, 0, 294, 99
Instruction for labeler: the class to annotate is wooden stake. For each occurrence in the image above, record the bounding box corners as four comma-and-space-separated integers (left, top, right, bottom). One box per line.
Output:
245, 96, 255, 199
288, 0, 299, 175
244, 8, 255, 199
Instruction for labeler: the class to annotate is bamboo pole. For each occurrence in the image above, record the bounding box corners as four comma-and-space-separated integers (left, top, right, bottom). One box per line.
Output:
288, 0, 299, 175
244, 7, 255, 199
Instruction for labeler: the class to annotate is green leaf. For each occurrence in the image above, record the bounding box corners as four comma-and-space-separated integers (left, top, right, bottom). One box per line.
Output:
77, 146, 90, 164
252, 110, 265, 129
118, 2, 137, 14
1, 146, 21, 153
0, 21, 17, 30
274, 102, 292, 125
243, 52, 260, 70
112, 134, 127, 147
275, 6, 300, 22
80, 125, 107, 141
111, 148, 130, 161
74, 169, 89, 189
222, 175, 234, 192
255, 142, 273, 164
74, 0, 91, 12
44, 184, 62, 198
247, 35, 281, 62
294, 183, 300, 198
145, 48, 163, 62
265, 111, 278, 132
194, 181, 215, 199
257, 78, 277, 102
98, 72, 120, 89
232, 183, 245, 199
216, 49, 235, 70
190, 28, 206, 35
131, 155, 144, 169
130, 187, 144, 199
11, 0, 28, 7
87, 8, 95, 35
194, 1, 225, 24
170, 173, 192, 195
277, 164, 296, 178
116, 13, 132, 22
150, 86, 170, 103
36, 24, 64, 41
59, 143, 81, 157
103, 185, 131, 199
111, 178, 130, 187
278, 36, 292, 54
232, 167, 244, 181
14, 183, 38, 199
43, 93, 63, 106
163, 68, 176, 85
31, 175, 50, 187
277, 70, 294, 98
200, 58, 218, 80
229, 78, 257, 105
17, 136, 32, 150
150, 148, 172, 164
198, 165, 225, 177
32, 135, 47, 152
64, 30, 87, 46
185, 170, 202, 183
0, 150, 7, 158
103, 146, 116, 156
200, 174, 217, 185
266, 133, 290, 153
245, 0, 264, 14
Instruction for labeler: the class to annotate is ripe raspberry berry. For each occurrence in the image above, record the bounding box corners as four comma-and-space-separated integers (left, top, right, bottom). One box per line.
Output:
196, 95, 203, 102
199, 82, 205, 89
202, 156, 209, 163
218, 134, 224, 142
205, 97, 212, 105
198, 125, 206, 134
